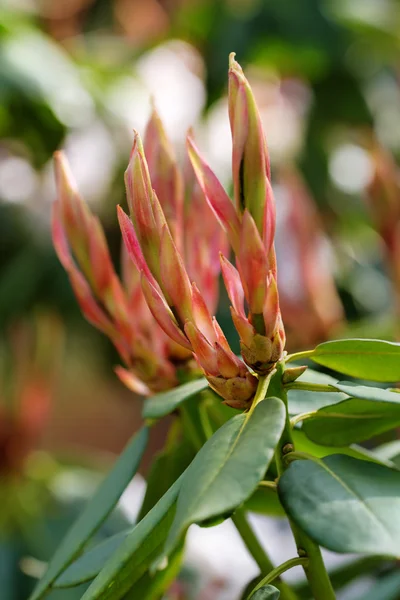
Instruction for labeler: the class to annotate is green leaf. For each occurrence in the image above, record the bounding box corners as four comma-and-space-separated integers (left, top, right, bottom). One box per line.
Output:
29, 427, 148, 600
287, 367, 345, 414
138, 435, 195, 521
123, 543, 183, 600
252, 585, 280, 599
308, 339, 400, 382
161, 397, 286, 560
302, 398, 400, 445
354, 570, 400, 600
80, 475, 183, 600
278, 455, 400, 556
142, 378, 208, 419
332, 381, 400, 404
292, 429, 394, 466
244, 486, 285, 517
54, 531, 129, 588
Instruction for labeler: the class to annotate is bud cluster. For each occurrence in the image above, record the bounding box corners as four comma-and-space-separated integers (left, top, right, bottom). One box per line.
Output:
187, 54, 285, 374
53, 54, 287, 407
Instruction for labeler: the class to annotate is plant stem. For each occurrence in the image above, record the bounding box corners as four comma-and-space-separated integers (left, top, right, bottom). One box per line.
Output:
232, 509, 298, 600
198, 384, 297, 600
285, 350, 314, 364
258, 480, 277, 491
269, 362, 336, 600
290, 412, 317, 428
248, 557, 309, 599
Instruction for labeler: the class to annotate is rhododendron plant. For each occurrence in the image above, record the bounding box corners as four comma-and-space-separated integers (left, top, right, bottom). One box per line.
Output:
33, 55, 400, 600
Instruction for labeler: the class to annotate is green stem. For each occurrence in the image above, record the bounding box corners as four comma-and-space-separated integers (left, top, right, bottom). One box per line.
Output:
198, 385, 296, 600
258, 480, 277, 492
269, 362, 336, 600
248, 557, 309, 599
290, 412, 317, 428
232, 509, 298, 600
285, 382, 336, 393
285, 350, 314, 364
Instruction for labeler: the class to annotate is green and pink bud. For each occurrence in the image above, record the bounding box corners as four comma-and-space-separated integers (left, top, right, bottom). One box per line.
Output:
144, 106, 184, 253
53, 152, 177, 394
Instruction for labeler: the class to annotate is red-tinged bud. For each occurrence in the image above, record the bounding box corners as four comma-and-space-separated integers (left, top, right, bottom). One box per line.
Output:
263, 274, 280, 338
187, 132, 241, 253
68, 268, 115, 337
159, 225, 193, 324
144, 106, 184, 252
191, 283, 216, 343
212, 317, 233, 353
220, 254, 246, 318
117, 205, 157, 287
88, 216, 115, 296
238, 210, 268, 319
114, 366, 152, 396
184, 321, 219, 376
52, 201, 74, 271
228, 53, 274, 239
230, 308, 255, 348
124, 133, 163, 278
215, 342, 241, 379
207, 373, 257, 410
141, 274, 191, 350
54, 153, 94, 274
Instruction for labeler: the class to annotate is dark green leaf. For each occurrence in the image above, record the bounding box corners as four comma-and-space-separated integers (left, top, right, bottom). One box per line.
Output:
160, 397, 286, 560
142, 378, 208, 419
80, 475, 182, 600
123, 543, 183, 600
54, 531, 129, 588
29, 427, 148, 600
293, 429, 398, 468
252, 585, 280, 599
308, 339, 400, 382
138, 435, 195, 520
302, 398, 400, 445
278, 455, 400, 556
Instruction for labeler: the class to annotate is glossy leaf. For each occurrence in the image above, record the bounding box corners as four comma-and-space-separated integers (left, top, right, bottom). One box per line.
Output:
55, 531, 129, 588
142, 378, 208, 419
29, 427, 148, 600
252, 585, 280, 599
80, 475, 182, 600
160, 397, 286, 560
278, 455, 400, 556
293, 429, 398, 468
302, 398, 400, 445
308, 339, 400, 382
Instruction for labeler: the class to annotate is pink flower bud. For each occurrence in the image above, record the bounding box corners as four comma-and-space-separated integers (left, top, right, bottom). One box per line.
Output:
144, 106, 184, 252
228, 53, 274, 238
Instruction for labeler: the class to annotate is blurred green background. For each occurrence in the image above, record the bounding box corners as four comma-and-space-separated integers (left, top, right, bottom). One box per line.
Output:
1, 0, 400, 598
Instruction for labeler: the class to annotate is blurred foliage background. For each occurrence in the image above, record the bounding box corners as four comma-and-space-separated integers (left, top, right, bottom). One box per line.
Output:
1, 0, 400, 598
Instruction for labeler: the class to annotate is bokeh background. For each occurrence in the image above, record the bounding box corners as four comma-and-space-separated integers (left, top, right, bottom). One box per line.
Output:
1, 0, 400, 598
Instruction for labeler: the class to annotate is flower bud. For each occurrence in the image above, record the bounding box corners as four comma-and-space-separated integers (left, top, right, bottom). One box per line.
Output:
228, 53, 275, 241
